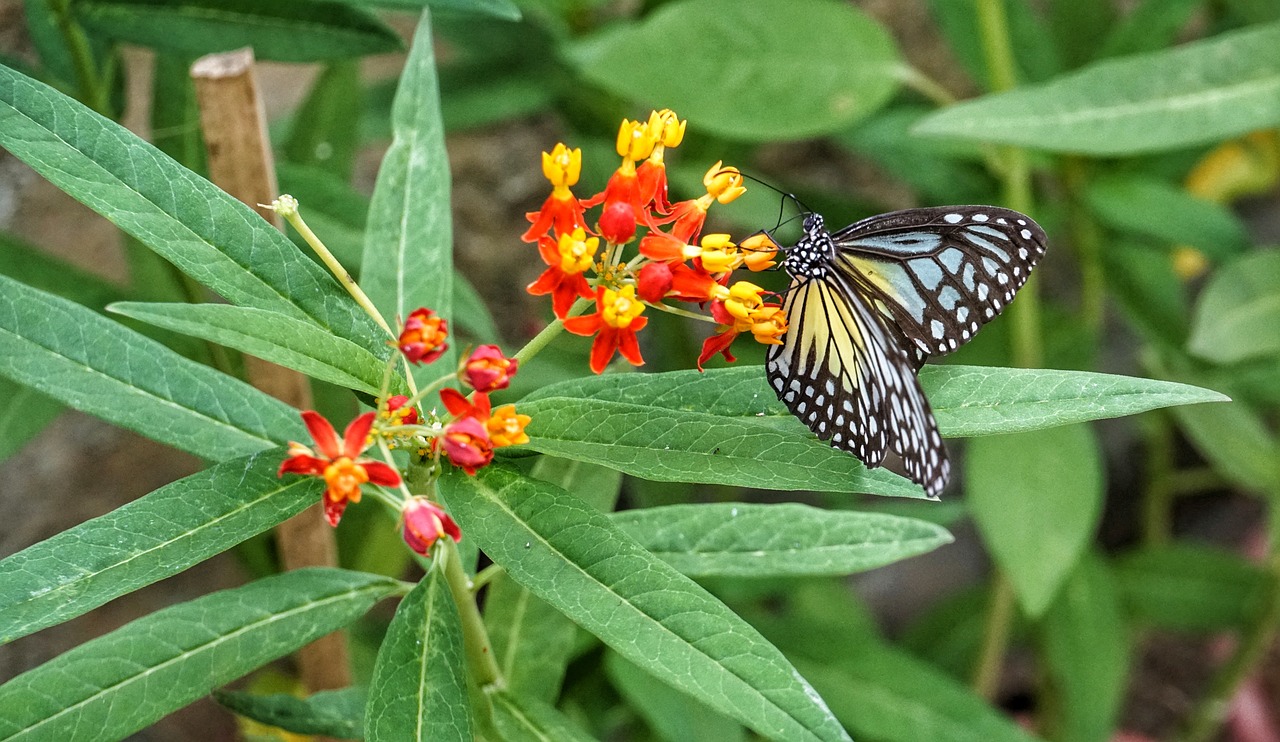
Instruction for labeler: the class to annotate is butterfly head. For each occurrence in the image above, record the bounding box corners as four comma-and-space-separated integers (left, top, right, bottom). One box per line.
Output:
781, 212, 835, 279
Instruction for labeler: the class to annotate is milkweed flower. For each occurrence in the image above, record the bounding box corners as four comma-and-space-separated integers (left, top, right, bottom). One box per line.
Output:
279, 411, 401, 526
564, 285, 648, 373
399, 307, 449, 364
698, 299, 788, 370
740, 233, 779, 271
401, 497, 461, 556
383, 395, 419, 426
441, 416, 493, 475
487, 404, 531, 447
522, 143, 587, 242
463, 345, 518, 392
668, 162, 746, 241
528, 229, 598, 318
636, 261, 674, 303
636, 109, 686, 212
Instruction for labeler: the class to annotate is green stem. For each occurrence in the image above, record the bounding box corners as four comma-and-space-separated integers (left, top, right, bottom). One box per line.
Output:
441, 538, 504, 689
970, 0, 1043, 701
1141, 414, 1175, 547
1060, 158, 1106, 340
511, 297, 592, 369
897, 64, 957, 107
276, 197, 395, 340
972, 574, 1017, 699
47, 0, 109, 114
650, 302, 719, 323
1177, 502, 1280, 742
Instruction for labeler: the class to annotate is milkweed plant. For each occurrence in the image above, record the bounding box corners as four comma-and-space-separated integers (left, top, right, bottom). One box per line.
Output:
1, 1, 1276, 741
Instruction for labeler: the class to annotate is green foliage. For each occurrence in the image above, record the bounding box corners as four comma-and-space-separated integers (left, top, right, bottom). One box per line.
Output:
2, 0, 1271, 739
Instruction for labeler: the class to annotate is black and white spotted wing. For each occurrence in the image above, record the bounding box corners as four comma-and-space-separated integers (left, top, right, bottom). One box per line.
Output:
765, 205, 1046, 497
831, 206, 1047, 364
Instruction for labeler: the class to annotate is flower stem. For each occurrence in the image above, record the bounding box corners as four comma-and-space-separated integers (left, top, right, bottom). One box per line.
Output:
970, 0, 1043, 701
275, 196, 396, 340
897, 64, 957, 106
47, 0, 109, 114
649, 302, 719, 323
511, 297, 592, 369
972, 573, 1017, 699
1177, 499, 1280, 742
440, 537, 503, 689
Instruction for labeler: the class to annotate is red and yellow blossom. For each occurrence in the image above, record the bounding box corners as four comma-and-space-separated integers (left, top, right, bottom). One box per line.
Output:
487, 404, 532, 447
399, 307, 449, 364
563, 285, 649, 373
739, 233, 779, 272
522, 143, 587, 242
441, 416, 492, 475
636, 109, 686, 212
401, 497, 462, 556
279, 411, 401, 526
699, 297, 789, 370
382, 395, 419, 426
668, 162, 746, 241
528, 229, 598, 318
463, 345, 518, 393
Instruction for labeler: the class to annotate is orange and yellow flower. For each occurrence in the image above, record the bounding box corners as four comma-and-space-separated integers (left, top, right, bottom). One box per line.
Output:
563, 285, 649, 373
279, 411, 402, 526
463, 345, 518, 393
528, 229, 598, 318
522, 143, 587, 242
399, 308, 449, 364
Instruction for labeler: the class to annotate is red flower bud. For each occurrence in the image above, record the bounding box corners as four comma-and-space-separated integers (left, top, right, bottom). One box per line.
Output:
401, 497, 462, 556
399, 308, 449, 364
463, 345, 518, 393
598, 201, 637, 244
441, 416, 493, 475
637, 262, 673, 303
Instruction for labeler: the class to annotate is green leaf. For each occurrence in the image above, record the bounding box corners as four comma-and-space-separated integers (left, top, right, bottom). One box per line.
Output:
284, 62, 361, 179
1115, 543, 1270, 630
362, 9, 455, 382
76, 0, 402, 61
794, 652, 1040, 742
337, 0, 521, 21
1103, 241, 1189, 348
439, 465, 851, 742
1188, 250, 1280, 364
488, 690, 597, 742
1039, 553, 1129, 742
1098, 0, 1205, 58
0, 450, 319, 643
524, 365, 1228, 440
1174, 399, 1280, 494
0, 380, 60, 462
215, 687, 365, 739
0, 274, 301, 459
606, 651, 745, 742
485, 456, 622, 703
612, 503, 952, 577
151, 52, 206, 171
1087, 175, 1249, 260
914, 21, 1280, 154
452, 269, 500, 342
967, 424, 1105, 617
0, 63, 384, 353
924, 0, 1062, 86
0, 569, 401, 741
569, 0, 900, 141
0, 231, 125, 310
366, 567, 471, 741
109, 302, 401, 396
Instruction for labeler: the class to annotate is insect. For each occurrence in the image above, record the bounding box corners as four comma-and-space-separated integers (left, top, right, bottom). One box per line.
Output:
765, 206, 1047, 498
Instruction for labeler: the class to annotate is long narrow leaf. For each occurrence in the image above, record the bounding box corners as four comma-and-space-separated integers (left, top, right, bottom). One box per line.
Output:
362, 9, 455, 380
0, 450, 319, 644
0, 569, 402, 741
439, 465, 851, 742
0, 63, 385, 353
0, 274, 300, 459
366, 567, 471, 741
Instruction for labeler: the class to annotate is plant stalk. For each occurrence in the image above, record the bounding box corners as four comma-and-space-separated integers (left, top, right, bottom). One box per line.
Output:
972, 574, 1017, 699
441, 537, 503, 689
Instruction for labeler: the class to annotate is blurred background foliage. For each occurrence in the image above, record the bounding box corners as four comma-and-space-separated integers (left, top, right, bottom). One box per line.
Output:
4, 0, 1280, 740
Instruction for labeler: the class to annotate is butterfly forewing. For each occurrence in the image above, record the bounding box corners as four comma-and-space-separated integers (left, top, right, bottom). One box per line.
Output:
767, 205, 1045, 497
832, 206, 1047, 361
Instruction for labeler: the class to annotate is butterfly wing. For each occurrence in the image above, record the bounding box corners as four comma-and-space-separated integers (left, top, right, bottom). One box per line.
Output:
830, 206, 1047, 363
765, 273, 950, 497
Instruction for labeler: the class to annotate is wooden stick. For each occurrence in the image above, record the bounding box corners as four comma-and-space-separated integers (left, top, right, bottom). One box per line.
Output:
192, 48, 352, 696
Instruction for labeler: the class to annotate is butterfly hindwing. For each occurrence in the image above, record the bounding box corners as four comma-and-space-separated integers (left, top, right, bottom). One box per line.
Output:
765, 274, 950, 497
831, 205, 1047, 362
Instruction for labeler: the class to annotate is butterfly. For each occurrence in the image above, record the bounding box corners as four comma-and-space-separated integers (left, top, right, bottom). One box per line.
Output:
765, 206, 1047, 498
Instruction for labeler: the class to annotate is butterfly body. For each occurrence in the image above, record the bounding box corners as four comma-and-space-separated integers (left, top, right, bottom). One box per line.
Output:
766, 206, 1047, 498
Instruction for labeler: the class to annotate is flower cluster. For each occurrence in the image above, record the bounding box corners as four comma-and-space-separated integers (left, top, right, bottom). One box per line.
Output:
279, 309, 530, 557
523, 110, 788, 372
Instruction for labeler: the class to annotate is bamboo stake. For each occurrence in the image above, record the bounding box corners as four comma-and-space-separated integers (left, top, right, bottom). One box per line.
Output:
192, 48, 352, 697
